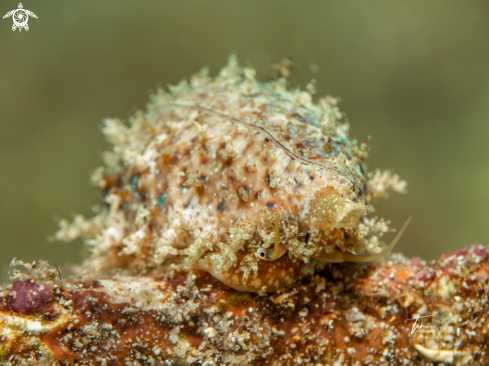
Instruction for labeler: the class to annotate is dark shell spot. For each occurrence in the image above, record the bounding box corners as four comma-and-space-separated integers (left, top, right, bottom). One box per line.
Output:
170, 153, 179, 165
265, 171, 271, 185
305, 232, 310, 244
287, 195, 295, 203
200, 156, 208, 165
217, 202, 225, 212
161, 154, 172, 165
9, 280, 53, 314
266, 202, 276, 209
244, 164, 252, 174
262, 156, 270, 166
200, 142, 209, 152
254, 192, 260, 200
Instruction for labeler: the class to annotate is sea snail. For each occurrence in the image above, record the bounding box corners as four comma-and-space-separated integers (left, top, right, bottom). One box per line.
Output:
56, 55, 409, 292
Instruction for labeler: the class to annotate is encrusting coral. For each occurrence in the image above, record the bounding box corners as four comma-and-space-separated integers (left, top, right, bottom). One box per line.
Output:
1, 57, 487, 365
55, 55, 407, 292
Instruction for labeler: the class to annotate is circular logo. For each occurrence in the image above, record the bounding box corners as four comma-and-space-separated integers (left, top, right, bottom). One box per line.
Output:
12, 9, 28, 28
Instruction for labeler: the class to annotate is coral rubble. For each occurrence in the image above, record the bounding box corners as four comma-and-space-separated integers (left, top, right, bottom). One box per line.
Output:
0, 246, 488, 365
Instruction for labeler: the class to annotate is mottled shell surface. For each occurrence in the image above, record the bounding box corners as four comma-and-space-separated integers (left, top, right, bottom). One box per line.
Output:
56, 56, 406, 292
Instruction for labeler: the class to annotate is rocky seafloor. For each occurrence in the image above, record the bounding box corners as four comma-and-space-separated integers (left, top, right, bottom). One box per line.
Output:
0, 245, 487, 366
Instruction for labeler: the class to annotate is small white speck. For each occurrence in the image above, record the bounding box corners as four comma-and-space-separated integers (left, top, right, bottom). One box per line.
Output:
299, 308, 309, 317
204, 327, 217, 338
26, 321, 43, 335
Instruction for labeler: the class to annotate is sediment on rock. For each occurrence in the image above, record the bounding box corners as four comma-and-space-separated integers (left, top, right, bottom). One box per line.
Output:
0, 245, 488, 366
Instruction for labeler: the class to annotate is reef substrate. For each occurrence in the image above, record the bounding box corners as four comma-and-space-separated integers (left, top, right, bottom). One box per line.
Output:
0, 245, 487, 366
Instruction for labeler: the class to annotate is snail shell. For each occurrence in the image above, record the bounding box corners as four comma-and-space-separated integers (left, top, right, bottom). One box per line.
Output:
58, 55, 407, 292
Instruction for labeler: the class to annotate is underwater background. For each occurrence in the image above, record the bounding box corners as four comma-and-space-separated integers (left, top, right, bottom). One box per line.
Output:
1, 0, 489, 278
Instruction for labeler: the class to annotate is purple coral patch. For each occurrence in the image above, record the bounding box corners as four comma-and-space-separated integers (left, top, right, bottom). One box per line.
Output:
9, 280, 53, 314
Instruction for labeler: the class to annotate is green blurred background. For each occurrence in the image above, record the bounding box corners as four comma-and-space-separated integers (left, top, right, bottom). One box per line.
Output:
1, 0, 489, 280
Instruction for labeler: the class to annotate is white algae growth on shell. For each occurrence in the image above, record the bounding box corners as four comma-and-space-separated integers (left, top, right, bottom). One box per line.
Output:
56, 56, 407, 292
